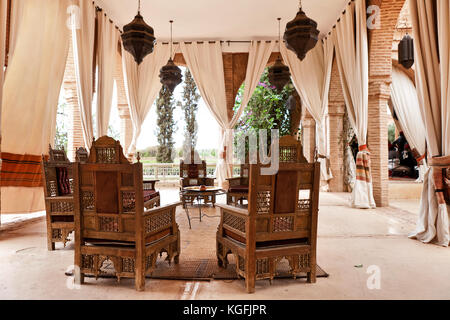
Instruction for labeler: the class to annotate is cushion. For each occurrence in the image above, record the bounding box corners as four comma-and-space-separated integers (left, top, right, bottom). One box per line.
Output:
56, 167, 71, 195
143, 190, 160, 202
229, 185, 249, 193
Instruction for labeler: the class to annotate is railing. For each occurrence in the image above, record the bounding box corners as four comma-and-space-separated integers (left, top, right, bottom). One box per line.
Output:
142, 163, 241, 182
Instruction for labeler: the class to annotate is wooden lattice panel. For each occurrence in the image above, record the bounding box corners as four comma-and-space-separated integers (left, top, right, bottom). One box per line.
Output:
145, 212, 172, 233
82, 191, 95, 211
122, 192, 136, 213
122, 258, 135, 273
280, 146, 298, 162
96, 148, 116, 163
50, 201, 74, 213
99, 216, 119, 232
256, 191, 271, 214
223, 212, 246, 233
273, 216, 294, 232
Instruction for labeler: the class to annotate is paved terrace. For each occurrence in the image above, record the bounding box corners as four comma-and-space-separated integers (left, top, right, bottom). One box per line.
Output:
0, 188, 449, 300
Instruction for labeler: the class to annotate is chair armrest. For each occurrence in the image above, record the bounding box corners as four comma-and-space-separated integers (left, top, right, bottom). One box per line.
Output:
204, 177, 215, 186
226, 177, 242, 187
143, 179, 159, 190
144, 201, 181, 217
216, 203, 249, 217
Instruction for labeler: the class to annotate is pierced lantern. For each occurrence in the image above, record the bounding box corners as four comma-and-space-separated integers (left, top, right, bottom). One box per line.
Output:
398, 34, 414, 69
268, 56, 291, 92
121, 1, 155, 65
160, 58, 182, 92
159, 20, 182, 92
284, 2, 320, 61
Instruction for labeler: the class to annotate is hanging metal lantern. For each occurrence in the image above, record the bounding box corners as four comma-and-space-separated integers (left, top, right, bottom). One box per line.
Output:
160, 20, 182, 92
283, 0, 320, 61
268, 18, 291, 92
398, 34, 414, 69
160, 59, 182, 92
121, 0, 155, 65
268, 56, 291, 92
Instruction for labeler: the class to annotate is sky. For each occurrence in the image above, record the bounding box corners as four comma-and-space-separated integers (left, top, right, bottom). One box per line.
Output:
106, 68, 221, 152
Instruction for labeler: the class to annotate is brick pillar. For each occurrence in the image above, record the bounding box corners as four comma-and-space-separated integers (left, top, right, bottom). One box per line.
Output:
328, 59, 346, 192
114, 51, 133, 155
368, 80, 390, 207
301, 110, 316, 163
366, 0, 407, 207
63, 42, 84, 161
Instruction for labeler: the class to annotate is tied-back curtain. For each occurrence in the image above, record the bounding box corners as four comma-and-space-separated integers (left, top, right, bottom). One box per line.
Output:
333, 0, 375, 209
71, 0, 95, 150
180, 41, 274, 186
409, 0, 449, 247
122, 43, 171, 155
96, 11, 119, 137
281, 38, 334, 185
390, 66, 428, 181
1, 0, 70, 213
230, 41, 276, 126
0, 0, 7, 108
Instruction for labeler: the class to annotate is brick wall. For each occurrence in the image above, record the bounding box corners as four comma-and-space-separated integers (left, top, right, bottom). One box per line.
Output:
367, 0, 407, 207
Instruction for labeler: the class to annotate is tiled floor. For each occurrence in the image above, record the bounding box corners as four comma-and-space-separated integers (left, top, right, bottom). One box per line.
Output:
1, 189, 449, 300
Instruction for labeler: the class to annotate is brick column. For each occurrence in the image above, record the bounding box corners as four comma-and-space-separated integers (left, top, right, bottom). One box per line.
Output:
368, 80, 390, 207
63, 42, 84, 161
327, 59, 346, 192
301, 110, 316, 163
114, 51, 133, 155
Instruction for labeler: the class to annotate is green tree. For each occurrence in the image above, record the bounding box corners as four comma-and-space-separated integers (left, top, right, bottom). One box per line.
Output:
54, 102, 68, 151
155, 86, 177, 163
179, 69, 200, 149
234, 68, 294, 152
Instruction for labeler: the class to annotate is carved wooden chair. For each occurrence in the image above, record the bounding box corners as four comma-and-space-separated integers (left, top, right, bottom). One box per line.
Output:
75, 147, 88, 163
216, 135, 319, 293
73, 136, 181, 291
226, 163, 250, 206
41, 145, 75, 250
179, 150, 215, 207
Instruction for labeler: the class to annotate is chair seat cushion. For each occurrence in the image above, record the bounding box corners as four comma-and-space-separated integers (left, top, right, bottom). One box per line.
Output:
143, 190, 160, 202
228, 185, 249, 193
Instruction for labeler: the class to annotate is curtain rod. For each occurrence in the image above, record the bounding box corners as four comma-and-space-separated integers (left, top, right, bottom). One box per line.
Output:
159, 40, 278, 45
322, 0, 355, 42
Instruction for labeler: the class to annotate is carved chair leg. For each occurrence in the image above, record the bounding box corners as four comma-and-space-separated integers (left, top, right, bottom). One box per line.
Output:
307, 267, 317, 283
48, 241, 55, 251
135, 270, 146, 292
74, 269, 84, 285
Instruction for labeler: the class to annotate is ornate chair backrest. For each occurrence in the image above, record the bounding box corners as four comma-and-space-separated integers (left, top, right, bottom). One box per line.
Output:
278, 135, 308, 164
87, 136, 130, 164
42, 145, 73, 197
75, 147, 89, 164
180, 149, 207, 184
246, 159, 320, 247
74, 136, 143, 242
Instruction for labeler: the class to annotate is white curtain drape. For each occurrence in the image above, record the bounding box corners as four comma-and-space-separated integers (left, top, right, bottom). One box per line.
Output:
72, 0, 95, 149
180, 41, 274, 186
409, 0, 449, 247
5, 0, 24, 71
96, 11, 119, 137
333, 0, 375, 209
0, 0, 7, 107
1, 0, 70, 213
390, 65, 428, 181
281, 38, 334, 185
122, 43, 171, 155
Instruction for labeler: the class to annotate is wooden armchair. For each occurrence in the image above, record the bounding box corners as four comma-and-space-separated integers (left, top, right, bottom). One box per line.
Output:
216, 135, 319, 293
179, 152, 215, 207
73, 136, 180, 291
41, 145, 75, 250
226, 163, 250, 206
